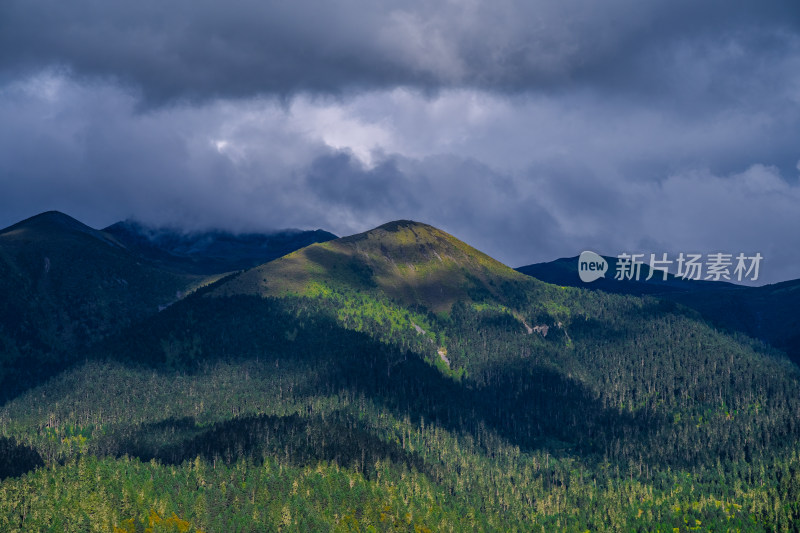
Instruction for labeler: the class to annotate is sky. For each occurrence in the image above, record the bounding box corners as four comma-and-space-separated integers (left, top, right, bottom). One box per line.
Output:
1, 1, 799, 283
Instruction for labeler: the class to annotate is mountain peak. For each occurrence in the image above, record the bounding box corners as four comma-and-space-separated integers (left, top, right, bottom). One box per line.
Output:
2, 211, 84, 233
0, 211, 120, 247
215, 220, 529, 312
338, 220, 432, 243
374, 219, 429, 232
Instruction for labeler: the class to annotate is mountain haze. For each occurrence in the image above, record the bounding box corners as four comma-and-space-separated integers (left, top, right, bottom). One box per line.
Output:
105, 220, 337, 275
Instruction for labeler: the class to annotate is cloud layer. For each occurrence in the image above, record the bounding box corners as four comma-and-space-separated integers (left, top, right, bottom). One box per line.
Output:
2, 0, 798, 102
1, 1, 799, 283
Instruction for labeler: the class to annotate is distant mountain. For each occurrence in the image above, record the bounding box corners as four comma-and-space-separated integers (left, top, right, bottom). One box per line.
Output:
517, 255, 800, 363
216, 220, 531, 312
104, 220, 337, 275
667, 278, 800, 363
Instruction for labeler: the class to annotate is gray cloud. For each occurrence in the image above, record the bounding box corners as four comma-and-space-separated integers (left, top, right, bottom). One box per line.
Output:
1, 2, 799, 284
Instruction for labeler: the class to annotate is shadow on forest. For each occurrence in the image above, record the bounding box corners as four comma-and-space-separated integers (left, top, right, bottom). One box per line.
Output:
0, 436, 43, 480
100, 413, 439, 481
0, 344, 74, 408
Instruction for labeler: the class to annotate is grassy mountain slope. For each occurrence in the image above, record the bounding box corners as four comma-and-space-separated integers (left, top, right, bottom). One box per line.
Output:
215, 220, 529, 313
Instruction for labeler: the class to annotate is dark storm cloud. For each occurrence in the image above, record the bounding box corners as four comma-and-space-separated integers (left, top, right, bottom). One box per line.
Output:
1, 1, 800, 284
1, 0, 798, 104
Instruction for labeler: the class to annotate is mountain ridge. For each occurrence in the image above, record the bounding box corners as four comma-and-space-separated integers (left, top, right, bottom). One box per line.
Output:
104, 219, 337, 275
0, 211, 207, 401
0, 210, 333, 402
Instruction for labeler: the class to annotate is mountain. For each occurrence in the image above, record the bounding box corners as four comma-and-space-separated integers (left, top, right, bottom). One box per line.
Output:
0, 212, 339, 402
0, 212, 209, 401
104, 220, 337, 275
517, 255, 800, 363
2, 217, 800, 531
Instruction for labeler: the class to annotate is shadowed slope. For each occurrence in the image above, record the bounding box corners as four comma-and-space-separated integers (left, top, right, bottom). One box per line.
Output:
0, 211, 209, 402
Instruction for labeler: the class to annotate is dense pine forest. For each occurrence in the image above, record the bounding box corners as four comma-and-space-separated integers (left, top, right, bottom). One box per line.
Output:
1, 218, 800, 531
